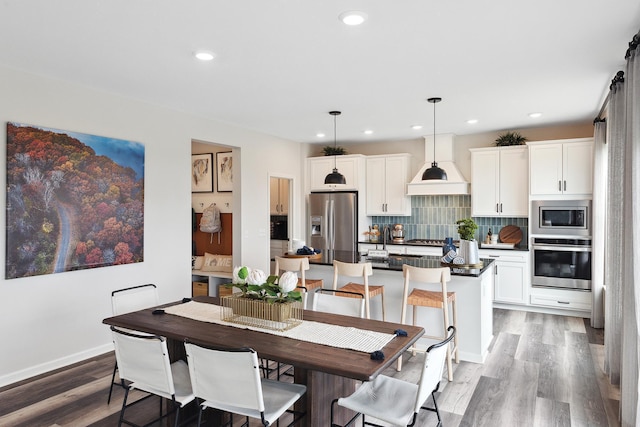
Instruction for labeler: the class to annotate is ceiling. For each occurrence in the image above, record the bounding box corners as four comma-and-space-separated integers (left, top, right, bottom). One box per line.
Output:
1, 1, 639, 144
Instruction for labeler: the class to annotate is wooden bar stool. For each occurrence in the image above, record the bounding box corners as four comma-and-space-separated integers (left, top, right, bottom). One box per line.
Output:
398, 264, 458, 381
332, 260, 386, 321
274, 256, 323, 309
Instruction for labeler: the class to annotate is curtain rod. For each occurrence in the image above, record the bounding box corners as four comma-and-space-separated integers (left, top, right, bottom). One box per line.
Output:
594, 71, 625, 123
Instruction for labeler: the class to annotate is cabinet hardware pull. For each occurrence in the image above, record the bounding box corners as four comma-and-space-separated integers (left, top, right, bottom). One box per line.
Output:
564, 180, 567, 191
558, 180, 562, 191
496, 203, 499, 213
557, 301, 570, 304
500, 203, 503, 213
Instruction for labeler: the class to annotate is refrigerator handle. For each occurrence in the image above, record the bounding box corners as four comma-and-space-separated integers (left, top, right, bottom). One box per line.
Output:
324, 199, 331, 249
328, 199, 335, 249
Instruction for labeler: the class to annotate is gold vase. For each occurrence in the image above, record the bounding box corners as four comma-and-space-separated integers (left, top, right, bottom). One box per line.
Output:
221, 294, 303, 331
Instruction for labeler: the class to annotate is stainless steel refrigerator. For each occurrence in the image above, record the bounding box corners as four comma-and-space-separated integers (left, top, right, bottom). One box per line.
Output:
308, 191, 358, 253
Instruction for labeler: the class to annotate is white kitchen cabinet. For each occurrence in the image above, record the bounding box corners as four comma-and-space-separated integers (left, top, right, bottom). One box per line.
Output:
470, 146, 528, 217
366, 154, 412, 216
529, 287, 592, 313
359, 243, 406, 255
480, 249, 529, 305
307, 154, 366, 192
528, 138, 593, 196
269, 177, 289, 215
270, 239, 288, 259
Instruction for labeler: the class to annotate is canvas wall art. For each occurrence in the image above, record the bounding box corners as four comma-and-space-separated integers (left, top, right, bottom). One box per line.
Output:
191, 153, 213, 193
5, 122, 145, 279
216, 151, 233, 192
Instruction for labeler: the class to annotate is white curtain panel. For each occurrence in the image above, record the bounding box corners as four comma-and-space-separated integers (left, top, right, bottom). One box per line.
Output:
620, 34, 640, 427
604, 77, 625, 387
591, 121, 606, 329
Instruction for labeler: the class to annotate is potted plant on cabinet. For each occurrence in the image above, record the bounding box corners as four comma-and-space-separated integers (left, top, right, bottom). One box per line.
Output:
456, 218, 479, 264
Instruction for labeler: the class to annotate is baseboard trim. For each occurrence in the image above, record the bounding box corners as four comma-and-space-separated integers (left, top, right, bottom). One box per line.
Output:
0, 343, 113, 389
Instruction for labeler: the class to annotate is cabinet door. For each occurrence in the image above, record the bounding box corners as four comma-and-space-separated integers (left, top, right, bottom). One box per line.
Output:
499, 148, 528, 216
383, 156, 410, 215
279, 179, 290, 214
494, 261, 527, 304
471, 150, 500, 216
308, 157, 335, 192
269, 177, 281, 214
563, 141, 593, 195
335, 157, 359, 190
529, 144, 563, 195
366, 157, 387, 215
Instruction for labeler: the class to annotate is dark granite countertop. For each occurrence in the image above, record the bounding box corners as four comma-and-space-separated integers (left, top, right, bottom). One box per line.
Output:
309, 250, 494, 278
358, 240, 529, 251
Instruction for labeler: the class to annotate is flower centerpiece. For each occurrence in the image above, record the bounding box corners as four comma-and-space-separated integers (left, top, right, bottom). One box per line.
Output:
222, 266, 303, 331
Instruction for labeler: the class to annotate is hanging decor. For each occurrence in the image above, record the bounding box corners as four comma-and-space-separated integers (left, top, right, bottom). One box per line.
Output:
324, 111, 346, 185
422, 97, 448, 180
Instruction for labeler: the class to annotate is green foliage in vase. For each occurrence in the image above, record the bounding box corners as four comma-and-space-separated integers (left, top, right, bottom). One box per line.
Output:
322, 146, 347, 156
456, 218, 479, 241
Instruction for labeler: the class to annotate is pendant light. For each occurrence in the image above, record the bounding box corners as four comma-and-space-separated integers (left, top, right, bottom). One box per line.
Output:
422, 97, 448, 180
324, 111, 347, 185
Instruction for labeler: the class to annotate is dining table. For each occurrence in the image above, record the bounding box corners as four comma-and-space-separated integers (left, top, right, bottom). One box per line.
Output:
103, 295, 424, 427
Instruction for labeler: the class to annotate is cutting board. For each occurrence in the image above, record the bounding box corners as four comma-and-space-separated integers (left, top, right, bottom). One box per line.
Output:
498, 225, 522, 245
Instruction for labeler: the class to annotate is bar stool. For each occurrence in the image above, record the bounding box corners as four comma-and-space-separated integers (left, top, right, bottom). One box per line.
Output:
398, 264, 458, 381
332, 260, 386, 320
274, 256, 323, 309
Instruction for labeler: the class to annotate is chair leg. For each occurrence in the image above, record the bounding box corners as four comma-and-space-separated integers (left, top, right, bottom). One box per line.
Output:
108, 361, 118, 404
118, 386, 130, 427
452, 299, 460, 363
412, 305, 418, 356
380, 291, 386, 321
431, 390, 442, 426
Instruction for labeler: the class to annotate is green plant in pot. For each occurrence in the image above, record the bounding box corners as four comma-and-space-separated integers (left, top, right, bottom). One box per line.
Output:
494, 131, 527, 147
322, 145, 346, 156
456, 218, 480, 264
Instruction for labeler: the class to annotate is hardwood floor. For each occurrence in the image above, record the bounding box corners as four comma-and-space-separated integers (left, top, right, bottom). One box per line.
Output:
0, 308, 619, 426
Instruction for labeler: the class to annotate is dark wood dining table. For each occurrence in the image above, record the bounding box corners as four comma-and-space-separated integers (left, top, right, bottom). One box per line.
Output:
103, 296, 424, 427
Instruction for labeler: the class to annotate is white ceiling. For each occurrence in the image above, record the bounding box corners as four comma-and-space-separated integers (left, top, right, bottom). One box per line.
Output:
1, 1, 639, 144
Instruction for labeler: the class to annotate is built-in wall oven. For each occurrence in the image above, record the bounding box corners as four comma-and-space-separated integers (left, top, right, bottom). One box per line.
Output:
531, 199, 592, 290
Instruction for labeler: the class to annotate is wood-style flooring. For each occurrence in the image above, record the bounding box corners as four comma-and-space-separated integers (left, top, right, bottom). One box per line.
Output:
0, 308, 620, 426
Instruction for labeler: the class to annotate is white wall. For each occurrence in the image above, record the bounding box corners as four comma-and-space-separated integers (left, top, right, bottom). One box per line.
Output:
0, 66, 303, 386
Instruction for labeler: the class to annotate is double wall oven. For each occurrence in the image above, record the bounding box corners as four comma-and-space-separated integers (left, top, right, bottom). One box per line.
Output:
531, 200, 592, 291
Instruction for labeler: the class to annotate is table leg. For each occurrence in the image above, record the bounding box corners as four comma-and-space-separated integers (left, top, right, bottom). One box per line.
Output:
294, 367, 359, 427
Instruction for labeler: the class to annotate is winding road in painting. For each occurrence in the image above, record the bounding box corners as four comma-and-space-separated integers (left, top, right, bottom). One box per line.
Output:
54, 202, 72, 273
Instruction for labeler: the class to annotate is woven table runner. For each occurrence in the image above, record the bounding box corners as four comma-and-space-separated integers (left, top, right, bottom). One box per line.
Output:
164, 301, 395, 354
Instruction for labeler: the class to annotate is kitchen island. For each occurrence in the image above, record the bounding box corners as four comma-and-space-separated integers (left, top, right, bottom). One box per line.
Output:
307, 251, 495, 363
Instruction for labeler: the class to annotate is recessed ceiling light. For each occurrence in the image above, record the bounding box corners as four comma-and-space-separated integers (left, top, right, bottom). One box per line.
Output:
363, 130, 373, 135
466, 119, 479, 124
411, 125, 423, 130
339, 11, 368, 26
194, 50, 216, 61
316, 133, 326, 138
528, 112, 542, 118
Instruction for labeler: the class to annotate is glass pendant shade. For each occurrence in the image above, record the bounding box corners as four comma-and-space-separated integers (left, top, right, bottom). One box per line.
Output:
423, 97, 448, 181
324, 111, 346, 185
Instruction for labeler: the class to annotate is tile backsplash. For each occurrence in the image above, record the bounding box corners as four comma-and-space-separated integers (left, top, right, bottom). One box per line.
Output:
370, 195, 529, 247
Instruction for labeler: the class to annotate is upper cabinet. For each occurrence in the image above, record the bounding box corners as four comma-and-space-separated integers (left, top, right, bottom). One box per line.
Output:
470, 146, 528, 217
270, 177, 289, 215
528, 138, 594, 197
366, 154, 412, 216
307, 154, 366, 192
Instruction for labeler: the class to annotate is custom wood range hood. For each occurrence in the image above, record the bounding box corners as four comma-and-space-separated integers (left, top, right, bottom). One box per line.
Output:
407, 133, 470, 196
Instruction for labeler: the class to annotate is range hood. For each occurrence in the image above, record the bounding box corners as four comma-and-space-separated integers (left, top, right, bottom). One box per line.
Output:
407, 133, 470, 195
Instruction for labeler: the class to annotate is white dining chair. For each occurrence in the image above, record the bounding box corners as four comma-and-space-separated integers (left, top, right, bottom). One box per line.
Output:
108, 283, 159, 403
331, 326, 456, 427
184, 342, 307, 426
111, 326, 195, 427
312, 288, 365, 318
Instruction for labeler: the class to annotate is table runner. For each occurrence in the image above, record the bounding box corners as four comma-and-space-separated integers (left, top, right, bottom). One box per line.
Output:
164, 301, 395, 354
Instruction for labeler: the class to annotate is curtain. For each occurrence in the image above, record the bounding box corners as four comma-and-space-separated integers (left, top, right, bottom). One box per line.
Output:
591, 121, 606, 329
604, 30, 640, 427
620, 32, 640, 427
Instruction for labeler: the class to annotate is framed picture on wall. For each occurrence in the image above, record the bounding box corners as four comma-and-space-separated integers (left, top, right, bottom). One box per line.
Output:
192, 153, 214, 193
216, 151, 233, 192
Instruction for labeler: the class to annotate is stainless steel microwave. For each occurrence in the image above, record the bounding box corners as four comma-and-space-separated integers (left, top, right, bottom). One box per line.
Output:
531, 200, 591, 236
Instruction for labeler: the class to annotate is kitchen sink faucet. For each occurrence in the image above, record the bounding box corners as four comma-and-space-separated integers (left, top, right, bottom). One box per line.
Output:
382, 225, 391, 251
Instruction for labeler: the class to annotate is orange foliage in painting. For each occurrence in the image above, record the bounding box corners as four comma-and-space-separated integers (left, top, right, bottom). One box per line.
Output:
6, 123, 144, 278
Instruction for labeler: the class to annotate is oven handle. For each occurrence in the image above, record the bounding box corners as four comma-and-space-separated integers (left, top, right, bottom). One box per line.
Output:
532, 244, 591, 252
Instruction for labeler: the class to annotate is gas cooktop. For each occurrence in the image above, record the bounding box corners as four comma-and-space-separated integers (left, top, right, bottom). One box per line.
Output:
405, 239, 460, 247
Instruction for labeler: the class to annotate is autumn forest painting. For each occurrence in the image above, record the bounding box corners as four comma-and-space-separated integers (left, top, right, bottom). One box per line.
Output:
5, 123, 144, 279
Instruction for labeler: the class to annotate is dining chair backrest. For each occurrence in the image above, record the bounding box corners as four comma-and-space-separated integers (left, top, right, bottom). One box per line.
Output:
414, 326, 456, 413
111, 283, 159, 315
312, 288, 365, 318
401, 265, 450, 323
110, 326, 175, 397
274, 256, 309, 276
332, 260, 373, 289
184, 343, 265, 413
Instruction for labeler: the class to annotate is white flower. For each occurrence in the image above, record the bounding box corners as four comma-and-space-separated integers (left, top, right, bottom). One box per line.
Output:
232, 266, 250, 285
247, 268, 267, 285
278, 271, 298, 294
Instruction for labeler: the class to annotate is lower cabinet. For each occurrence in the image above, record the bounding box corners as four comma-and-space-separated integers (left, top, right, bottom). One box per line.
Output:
270, 239, 288, 259
529, 287, 592, 312
480, 249, 529, 305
